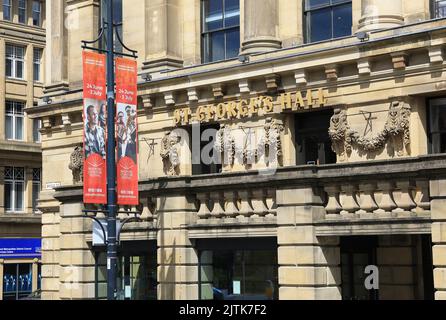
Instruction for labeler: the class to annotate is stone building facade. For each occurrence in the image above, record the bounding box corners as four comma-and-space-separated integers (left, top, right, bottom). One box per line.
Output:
0, 0, 45, 300
27, 0, 446, 300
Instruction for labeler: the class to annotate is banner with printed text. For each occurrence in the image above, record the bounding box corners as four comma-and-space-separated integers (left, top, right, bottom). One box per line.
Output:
82, 51, 107, 204
115, 57, 139, 205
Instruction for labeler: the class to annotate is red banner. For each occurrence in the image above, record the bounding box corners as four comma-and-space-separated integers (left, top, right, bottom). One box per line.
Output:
82, 51, 107, 204
115, 57, 139, 205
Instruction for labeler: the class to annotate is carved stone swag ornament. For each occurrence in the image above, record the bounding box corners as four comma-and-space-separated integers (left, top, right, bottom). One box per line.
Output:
160, 131, 181, 176
329, 101, 411, 160
69, 145, 83, 184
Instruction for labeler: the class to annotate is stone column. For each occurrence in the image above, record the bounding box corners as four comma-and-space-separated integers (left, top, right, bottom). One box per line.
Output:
0, 166, 5, 215
32, 258, 39, 292
58, 201, 95, 300
241, 0, 281, 55
26, 44, 34, 143
357, 0, 404, 33
156, 194, 200, 300
40, 206, 61, 300
45, 0, 68, 93
277, 187, 341, 300
431, 179, 446, 300
0, 259, 4, 300
143, 0, 183, 73
0, 38, 5, 140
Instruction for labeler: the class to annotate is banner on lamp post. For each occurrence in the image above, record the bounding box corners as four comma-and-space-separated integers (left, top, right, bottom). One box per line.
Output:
82, 51, 107, 204
115, 57, 139, 205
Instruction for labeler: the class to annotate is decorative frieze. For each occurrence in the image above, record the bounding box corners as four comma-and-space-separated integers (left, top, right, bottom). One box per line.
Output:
239, 79, 250, 94
429, 46, 444, 64
212, 84, 224, 99
325, 65, 338, 81
357, 58, 371, 76
187, 88, 199, 103
164, 91, 175, 106
265, 74, 280, 93
294, 69, 307, 86
141, 94, 154, 109
391, 53, 408, 70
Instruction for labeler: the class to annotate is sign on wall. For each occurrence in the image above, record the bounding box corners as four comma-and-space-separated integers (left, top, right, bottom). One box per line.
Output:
0, 239, 41, 259
82, 51, 107, 204
115, 57, 139, 205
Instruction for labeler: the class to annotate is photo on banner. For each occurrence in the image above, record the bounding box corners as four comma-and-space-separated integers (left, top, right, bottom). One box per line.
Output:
115, 57, 139, 205
82, 51, 107, 204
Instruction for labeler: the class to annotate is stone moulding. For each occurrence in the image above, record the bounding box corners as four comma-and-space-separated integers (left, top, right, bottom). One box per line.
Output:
329, 101, 411, 158
160, 131, 181, 176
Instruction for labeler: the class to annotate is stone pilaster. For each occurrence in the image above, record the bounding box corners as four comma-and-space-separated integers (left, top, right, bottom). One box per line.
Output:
430, 179, 446, 300
32, 258, 39, 292
277, 187, 341, 300
156, 195, 199, 300
58, 201, 95, 300
143, 0, 183, 73
357, 0, 404, 33
26, 44, 34, 143
0, 38, 5, 140
241, 0, 282, 55
44, 0, 69, 94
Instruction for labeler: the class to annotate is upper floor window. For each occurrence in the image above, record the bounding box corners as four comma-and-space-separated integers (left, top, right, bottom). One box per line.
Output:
6, 101, 25, 141
6, 44, 25, 79
4, 167, 25, 213
428, 98, 446, 154
202, 0, 240, 63
33, 48, 42, 81
304, 0, 352, 43
18, 0, 27, 24
433, 0, 446, 18
32, 1, 41, 26
33, 119, 41, 142
32, 168, 41, 213
2, 0, 11, 21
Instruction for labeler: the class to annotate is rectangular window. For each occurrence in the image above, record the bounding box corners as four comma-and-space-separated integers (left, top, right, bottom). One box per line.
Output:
6, 101, 25, 141
4, 167, 25, 213
3, 0, 11, 21
33, 48, 42, 81
6, 45, 25, 79
33, 119, 41, 142
428, 98, 446, 154
433, 0, 446, 18
202, 0, 240, 63
18, 0, 27, 24
304, 0, 352, 43
32, 1, 41, 26
32, 168, 41, 213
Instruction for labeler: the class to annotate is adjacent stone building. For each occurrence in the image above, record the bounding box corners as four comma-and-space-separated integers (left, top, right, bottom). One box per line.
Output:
0, 0, 45, 300
27, 0, 446, 300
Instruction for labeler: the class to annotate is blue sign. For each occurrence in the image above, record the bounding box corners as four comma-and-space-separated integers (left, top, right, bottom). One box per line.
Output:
0, 238, 41, 259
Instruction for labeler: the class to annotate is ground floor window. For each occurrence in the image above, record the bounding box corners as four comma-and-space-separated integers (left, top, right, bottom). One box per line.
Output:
197, 238, 278, 300
2, 263, 33, 300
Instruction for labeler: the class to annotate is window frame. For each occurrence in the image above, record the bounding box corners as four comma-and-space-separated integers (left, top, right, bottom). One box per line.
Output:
303, 0, 353, 44
18, 0, 27, 24
33, 118, 42, 143
32, 0, 41, 26
33, 48, 42, 82
6, 44, 25, 80
432, 0, 446, 18
428, 98, 446, 154
4, 166, 25, 213
5, 100, 25, 141
32, 168, 41, 213
201, 0, 240, 63
3, 0, 11, 21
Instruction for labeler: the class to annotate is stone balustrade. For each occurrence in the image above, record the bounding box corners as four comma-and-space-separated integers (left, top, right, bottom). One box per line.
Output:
196, 188, 277, 224
323, 179, 430, 217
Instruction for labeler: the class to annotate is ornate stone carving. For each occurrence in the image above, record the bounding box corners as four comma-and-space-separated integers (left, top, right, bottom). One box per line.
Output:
160, 131, 181, 176
257, 118, 284, 163
329, 101, 411, 158
214, 124, 235, 166
68, 146, 83, 184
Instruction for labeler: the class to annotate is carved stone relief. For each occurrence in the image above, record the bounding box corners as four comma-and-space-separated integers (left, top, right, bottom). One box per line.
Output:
160, 131, 181, 176
69, 146, 83, 184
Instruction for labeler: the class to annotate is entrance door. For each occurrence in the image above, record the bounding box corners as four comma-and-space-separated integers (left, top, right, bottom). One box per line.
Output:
2, 264, 32, 300
341, 236, 378, 300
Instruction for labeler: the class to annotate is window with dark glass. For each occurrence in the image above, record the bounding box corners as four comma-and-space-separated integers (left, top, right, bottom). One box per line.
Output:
3, 0, 11, 21
192, 124, 222, 175
4, 167, 25, 213
33, 119, 41, 142
33, 48, 42, 81
304, 0, 352, 43
433, 0, 446, 18
428, 98, 446, 154
100, 0, 123, 52
202, 0, 240, 63
6, 45, 25, 79
2, 264, 33, 300
6, 101, 25, 141
32, 1, 42, 26
32, 168, 41, 213
295, 109, 337, 165
18, 0, 27, 24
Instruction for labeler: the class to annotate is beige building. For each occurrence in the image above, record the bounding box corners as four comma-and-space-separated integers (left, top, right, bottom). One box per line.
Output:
26, 0, 446, 300
0, 0, 45, 300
